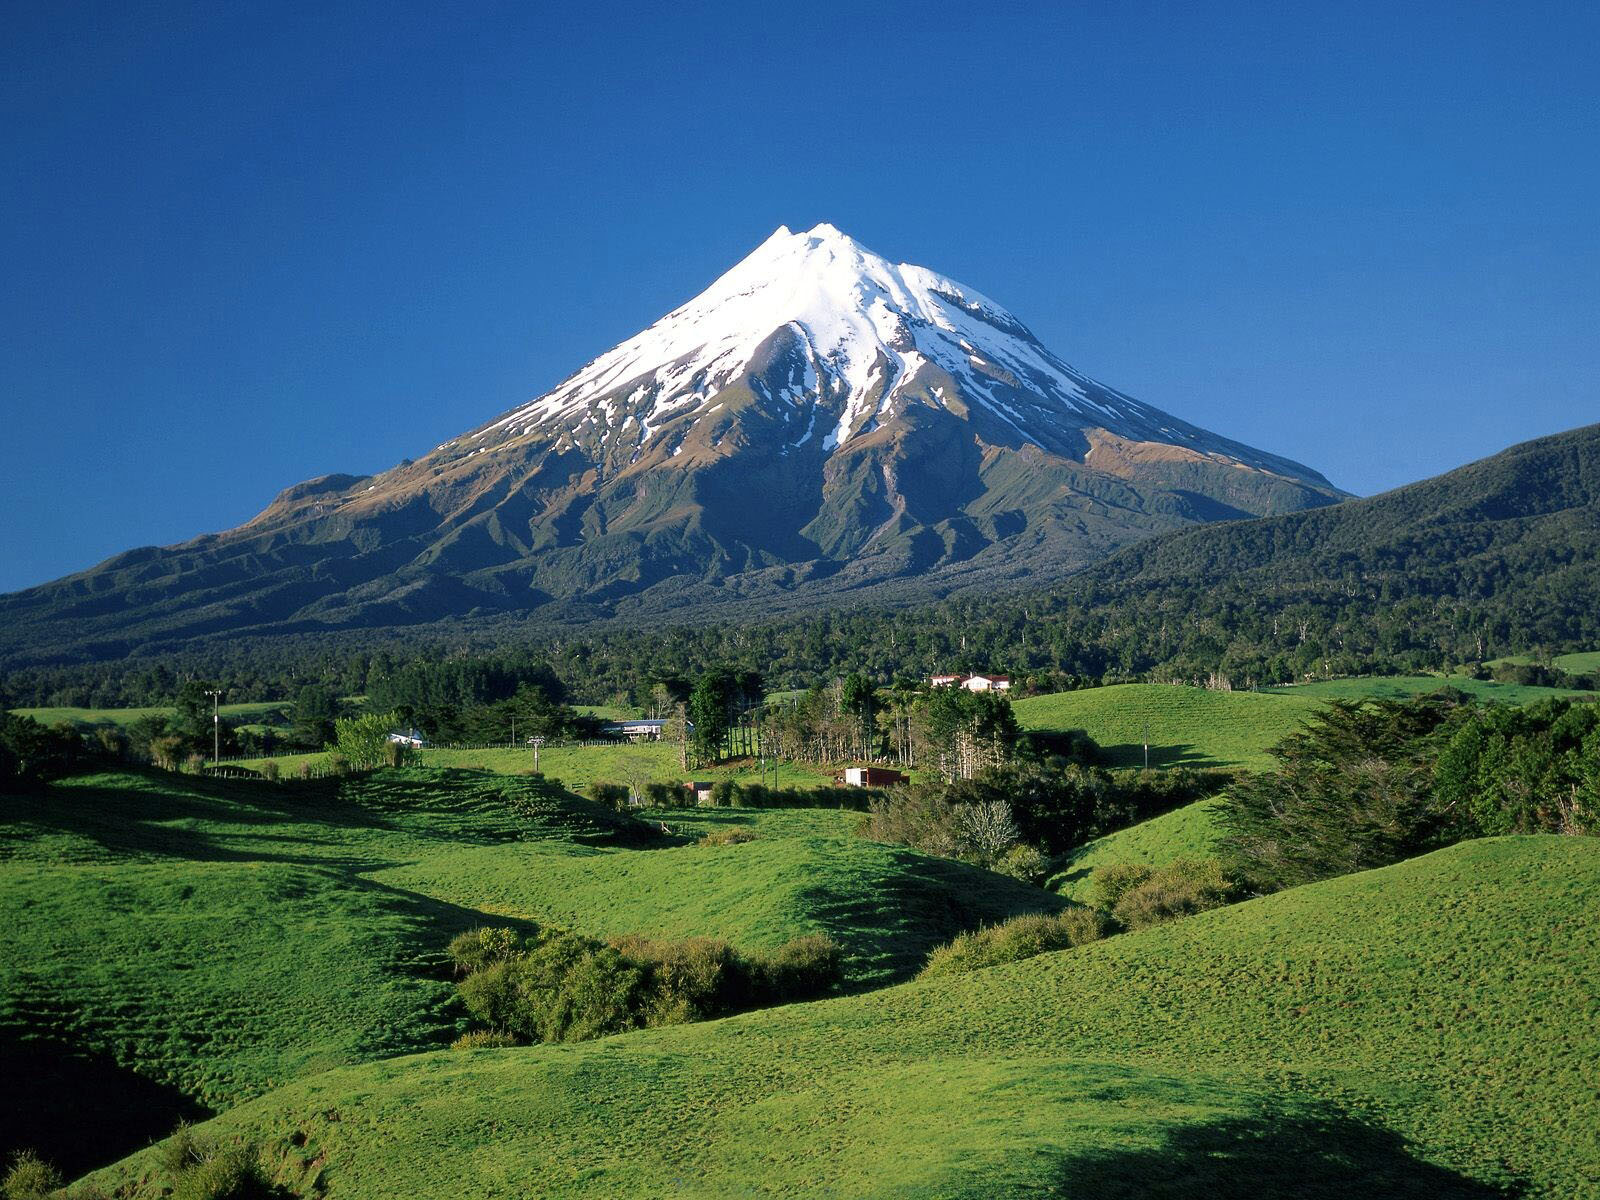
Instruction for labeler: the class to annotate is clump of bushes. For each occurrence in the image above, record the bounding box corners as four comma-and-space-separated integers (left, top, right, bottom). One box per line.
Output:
698, 826, 759, 847
448, 924, 844, 1045
258, 760, 280, 782
159, 1122, 279, 1200
917, 908, 1106, 980
452, 1029, 519, 1050
1091, 857, 1237, 930
587, 781, 631, 811
2, 1151, 61, 1200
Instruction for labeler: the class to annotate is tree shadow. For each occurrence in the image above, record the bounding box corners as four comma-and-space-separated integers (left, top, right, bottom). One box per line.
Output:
794, 847, 1067, 988
1097, 741, 1224, 770
1049, 1107, 1520, 1199
0, 1027, 210, 1181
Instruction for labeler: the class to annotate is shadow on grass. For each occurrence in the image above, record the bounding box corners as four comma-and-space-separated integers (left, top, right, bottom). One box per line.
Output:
1049, 1108, 1519, 1199
795, 847, 1068, 988
1097, 741, 1226, 770
0, 1026, 210, 1181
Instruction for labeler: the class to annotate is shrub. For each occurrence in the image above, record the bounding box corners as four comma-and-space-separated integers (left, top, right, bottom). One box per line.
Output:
326, 753, 353, 777
1090, 862, 1154, 911
457, 959, 524, 1034
709, 780, 741, 807
297, 759, 313, 780
2, 1151, 62, 1200
452, 1029, 519, 1049
587, 781, 630, 811
613, 935, 743, 1024
918, 908, 1105, 980
994, 842, 1049, 884
447, 925, 525, 975
754, 934, 844, 1003
158, 1125, 275, 1200
185, 752, 207, 774
643, 781, 679, 807
1108, 857, 1236, 931
259, 760, 280, 782
697, 826, 758, 847
169, 1143, 273, 1200
331, 712, 401, 770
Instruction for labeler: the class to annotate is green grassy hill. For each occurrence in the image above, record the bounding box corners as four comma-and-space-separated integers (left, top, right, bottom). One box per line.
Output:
12, 700, 288, 729
1013, 683, 1323, 771
82, 835, 1600, 1199
1, 768, 1053, 1178
1266, 675, 1591, 705
1046, 798, 1224, 901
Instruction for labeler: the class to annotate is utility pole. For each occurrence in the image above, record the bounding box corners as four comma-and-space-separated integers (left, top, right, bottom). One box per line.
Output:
530, 735, 544, 775
205, 689, 224, 764
510, 713, 515, 748
1143, 718, 1150, 770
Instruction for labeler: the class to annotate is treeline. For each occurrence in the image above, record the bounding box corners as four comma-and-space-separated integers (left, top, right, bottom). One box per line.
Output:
1216, 691, 1599, 891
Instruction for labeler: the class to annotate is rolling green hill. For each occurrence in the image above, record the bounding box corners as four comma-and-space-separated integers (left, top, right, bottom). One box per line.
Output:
0, 767, 1054, 1178
1013, 683, 1323, 771
81, 836, 1600, 1199
1046, 798, 1224, 901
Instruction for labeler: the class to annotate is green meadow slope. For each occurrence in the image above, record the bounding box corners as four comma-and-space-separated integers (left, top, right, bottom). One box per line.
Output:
1013, 677, 1589, 772
1013, 683, 1323, 771
1046, 798, 1224, 901
0, 769, 1054, 1176
84, 836, 1600, 1199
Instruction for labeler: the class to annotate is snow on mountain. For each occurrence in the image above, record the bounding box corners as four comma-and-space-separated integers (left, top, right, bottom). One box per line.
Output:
457, 224, 1307, 478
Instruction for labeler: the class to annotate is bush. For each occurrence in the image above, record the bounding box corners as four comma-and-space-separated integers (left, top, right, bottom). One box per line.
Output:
259, 760, 280, 782
754, 934, 844, 1003
2, 1151, 61, 1200
297, 760, 313, 780
613, 935, 743, 1024
326, 753, 352, 777
447, 925, 525, 975
994, 842, 1049, 884
709, 780, 741, 807
1107, 857, 1236, 931
1090, 862, 1154, 911
452, 1029, 519, 1049
452, 925, 843, 1046
587, 781, 630, 811
158, 1125, 276, 1200
918, 909, 1105, 980
697, 826, 759, 847
643, 781, 679, 807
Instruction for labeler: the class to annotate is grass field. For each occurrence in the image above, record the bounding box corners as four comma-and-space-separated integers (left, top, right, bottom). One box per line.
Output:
1013, 684, 1324, 772
1046, 799, 1225, 902
79, 835, 1600, 1199
1265, 675, 1592, 705
232, 741, 843, 790
1014, 677, 1593, 773
12, 700, 289, 729
0, 767, 1053, 1178
1485, 649, 1600, 675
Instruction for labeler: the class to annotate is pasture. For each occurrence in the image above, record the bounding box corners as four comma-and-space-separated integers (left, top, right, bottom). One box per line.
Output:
80, 835, 1600, 1199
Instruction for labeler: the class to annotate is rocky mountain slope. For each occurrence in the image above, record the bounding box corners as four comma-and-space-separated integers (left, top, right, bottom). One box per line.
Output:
0, 224, 1343, 662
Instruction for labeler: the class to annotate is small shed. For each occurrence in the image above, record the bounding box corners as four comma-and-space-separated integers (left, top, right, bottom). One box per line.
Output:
685, 781, 715, 805
387, 728, 429, 749
841, 765, 909, 788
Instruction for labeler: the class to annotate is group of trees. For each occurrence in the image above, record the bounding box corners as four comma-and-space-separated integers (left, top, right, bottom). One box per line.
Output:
1216, 692, 1598, 892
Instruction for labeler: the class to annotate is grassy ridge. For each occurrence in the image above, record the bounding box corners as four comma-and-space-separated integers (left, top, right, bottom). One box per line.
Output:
12, 701, 289, 729
1045, 799, 1224, 902
1013, 684, 1323, 771
84, 836, 1600, 1198
1265, 675, 1592, 704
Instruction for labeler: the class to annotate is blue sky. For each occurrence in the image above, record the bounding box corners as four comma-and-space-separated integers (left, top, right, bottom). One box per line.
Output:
2, 1, 1596, 592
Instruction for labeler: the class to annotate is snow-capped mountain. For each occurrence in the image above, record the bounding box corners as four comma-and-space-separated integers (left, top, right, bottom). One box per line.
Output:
0, 224, 1345, 659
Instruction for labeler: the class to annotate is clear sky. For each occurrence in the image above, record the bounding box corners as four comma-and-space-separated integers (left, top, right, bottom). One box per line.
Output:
3, 1, 1596, 593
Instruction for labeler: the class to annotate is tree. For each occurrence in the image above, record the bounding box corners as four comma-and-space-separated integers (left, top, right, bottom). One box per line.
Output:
333, 712, 407, 770
290, 684, 339, 749
689, 668, 742, 765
